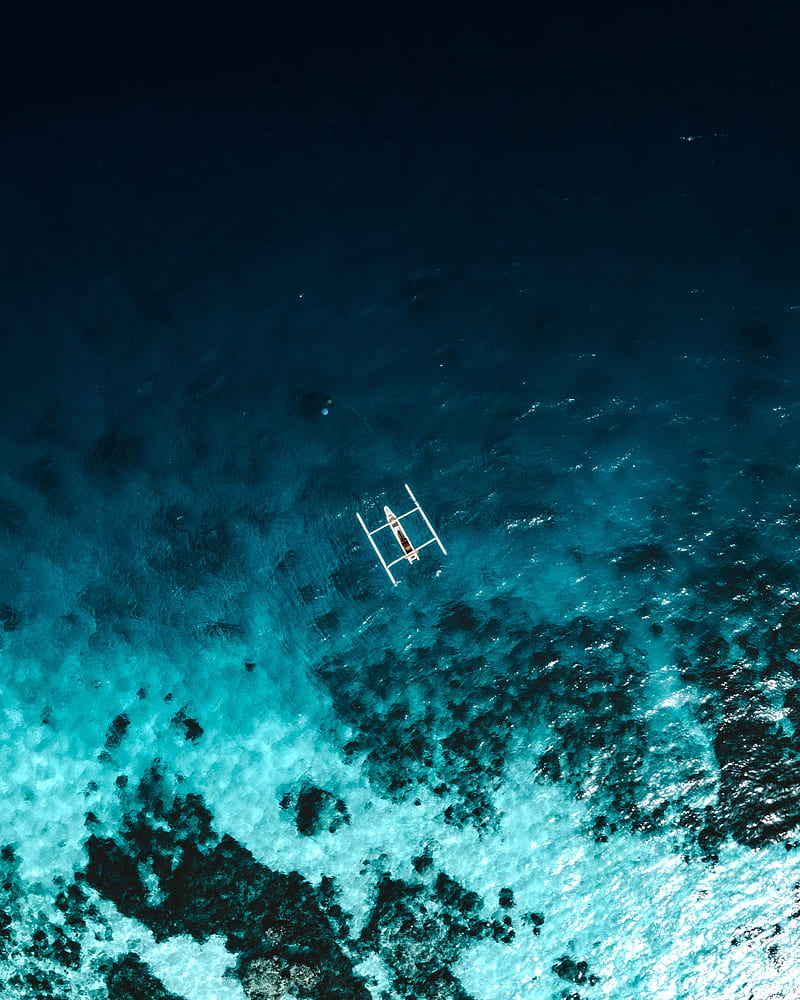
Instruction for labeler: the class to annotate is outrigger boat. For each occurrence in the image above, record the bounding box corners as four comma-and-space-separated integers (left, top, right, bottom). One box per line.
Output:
356, 483, 447, 585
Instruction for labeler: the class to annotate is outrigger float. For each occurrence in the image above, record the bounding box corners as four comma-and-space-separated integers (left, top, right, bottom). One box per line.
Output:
356, 483, 447, 585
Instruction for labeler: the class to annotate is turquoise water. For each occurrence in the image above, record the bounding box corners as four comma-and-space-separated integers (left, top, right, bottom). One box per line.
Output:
3, 19, 800, 997
4, 320, 800, 998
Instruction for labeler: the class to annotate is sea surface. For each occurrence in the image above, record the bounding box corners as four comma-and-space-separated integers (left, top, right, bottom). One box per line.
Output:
2, 9, 800, 999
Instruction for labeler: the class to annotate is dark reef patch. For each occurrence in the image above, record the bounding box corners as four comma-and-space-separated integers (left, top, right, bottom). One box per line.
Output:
82, 767, 370, 1000
523, 911, 545, 934
341, 701, 440, 809
79, 762, 522, 999
323, 609, 657, 836
104, 713, 131, 750
171, 708, 204, 742
665, 547, 800, 852
322, 549, 800, 855
360, 869, 510, 999
106, 953, 188, 1000
0, 845, 20, 960
25, 922, 81, 970
1, 846, 90, 997
498, 887, 514, 908
54, 879, 99, 934
281, 783, 351, 837
713, 718, 800, 847
83, 835, 151, 919
552, 953, 599, 987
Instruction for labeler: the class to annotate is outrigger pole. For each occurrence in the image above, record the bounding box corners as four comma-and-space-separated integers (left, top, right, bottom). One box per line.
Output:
356, 483, 447, 585
404, 484, 447, 556
356, 509, 400, 585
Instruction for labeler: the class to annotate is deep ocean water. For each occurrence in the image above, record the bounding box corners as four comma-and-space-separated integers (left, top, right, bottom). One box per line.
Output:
2, 11, 800, 999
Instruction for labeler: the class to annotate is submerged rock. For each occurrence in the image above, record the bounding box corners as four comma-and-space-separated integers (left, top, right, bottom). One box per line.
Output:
1, 846, 89, 993
26, 922, 81, 969
54, 880, 96, 933
523, 911, 545, 934
83, 772, 370, 1000
714, 719, 800, 847
360, 869, 501, 998
289, 784, 350, 837
536, 749, 561, 782
106, 953, 187, 1000
0, 845, 18, 960
552, 954, 599, 986
105, 713, 131, 750
171, 709, 204, 742
83, 835, 150, 919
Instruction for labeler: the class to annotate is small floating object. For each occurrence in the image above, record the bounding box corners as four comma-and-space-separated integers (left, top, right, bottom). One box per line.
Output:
356, 483, 447, 585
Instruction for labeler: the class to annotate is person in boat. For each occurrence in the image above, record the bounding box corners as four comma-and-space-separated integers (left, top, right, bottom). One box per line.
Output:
385, 507, 417, 560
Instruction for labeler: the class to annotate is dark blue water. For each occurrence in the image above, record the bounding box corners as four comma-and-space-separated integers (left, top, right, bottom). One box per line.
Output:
1, 6, 800, 998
